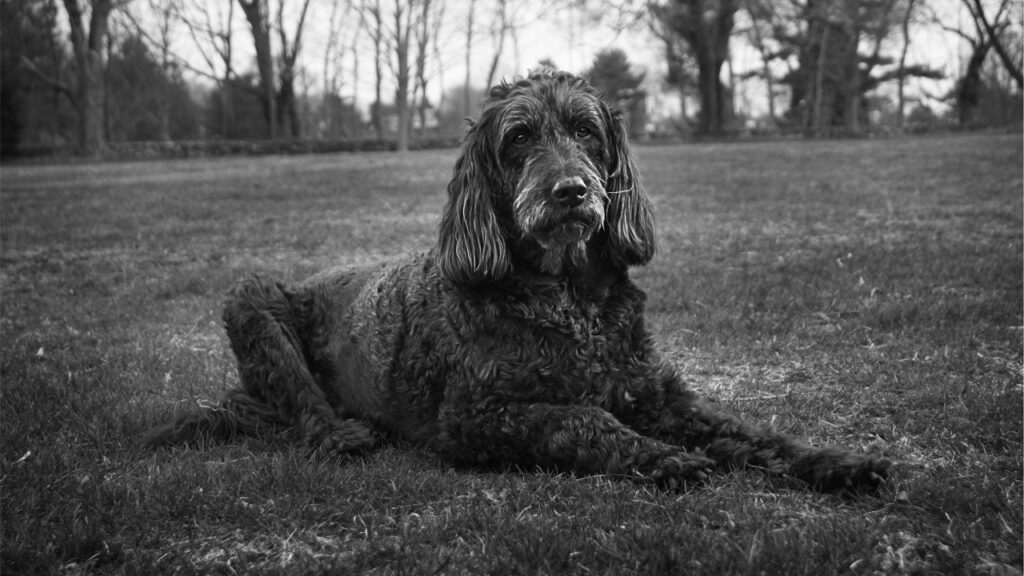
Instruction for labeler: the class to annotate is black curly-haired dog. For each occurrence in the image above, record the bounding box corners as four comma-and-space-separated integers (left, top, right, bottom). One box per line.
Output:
146, 69, 891, 492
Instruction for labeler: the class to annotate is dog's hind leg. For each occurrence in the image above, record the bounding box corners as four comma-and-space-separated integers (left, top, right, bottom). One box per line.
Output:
220, 274, 381, 458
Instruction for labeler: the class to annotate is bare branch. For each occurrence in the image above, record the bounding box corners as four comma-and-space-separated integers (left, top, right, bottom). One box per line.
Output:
291, 0, 312, 63
19, 55, 76, 105
179, 2, 222, 77
865, 0, 899, 76
322, 0, 354, 96
63, 0, 87, 59
969, 0, 1023, 88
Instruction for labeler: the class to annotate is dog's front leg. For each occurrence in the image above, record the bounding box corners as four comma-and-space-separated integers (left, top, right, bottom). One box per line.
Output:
439, 403, 714, 488
618, 375, 891, 492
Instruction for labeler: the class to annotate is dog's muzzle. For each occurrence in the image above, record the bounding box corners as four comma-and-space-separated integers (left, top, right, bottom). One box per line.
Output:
513, 155, 607, 249
552, 176, 588, 208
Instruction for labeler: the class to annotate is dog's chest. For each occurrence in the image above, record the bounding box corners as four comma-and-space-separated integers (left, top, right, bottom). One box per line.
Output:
458, 284, 646, 402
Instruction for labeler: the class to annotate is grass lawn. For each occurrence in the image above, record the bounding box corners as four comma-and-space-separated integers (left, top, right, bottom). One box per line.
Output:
1, 133, 1021, 575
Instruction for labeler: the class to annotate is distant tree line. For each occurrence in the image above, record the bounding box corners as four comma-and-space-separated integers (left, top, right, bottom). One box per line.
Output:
1, 0, 1020, 158
646, 0, 1021, 136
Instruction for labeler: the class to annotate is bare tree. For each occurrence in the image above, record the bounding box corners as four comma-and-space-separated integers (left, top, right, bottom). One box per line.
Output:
964, 0, 1022, 88
649, 0, 740, 135
936, 0, 1019, 124
349, 23, 362, 119
390, 0, 414, 152
45, 0, 119, 155
153, 1, 175, 141
896, 0, 919, 127
480, 0, 547, 92
120, 0, 181, 141
484, 0, 510, 90
360, 0, 385, 139
773, 0, 940, 135
321, 0, 353, 137
275, 0, 312, 138
180, 0, 236, 137
646, 8, 696, 125
430, 1, 447, 122
412, 0, 444, 137
323, 1, 351, 102
743, 0, 781, 122
358, 0, 431, 151
809, 0, 898, 134
463, 0, 477, 117
238, 0, 276, 138
848, 0, 899, 133
5, 0, 69, 151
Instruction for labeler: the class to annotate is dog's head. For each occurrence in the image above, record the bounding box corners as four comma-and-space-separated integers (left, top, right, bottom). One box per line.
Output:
438, 69, 655, 285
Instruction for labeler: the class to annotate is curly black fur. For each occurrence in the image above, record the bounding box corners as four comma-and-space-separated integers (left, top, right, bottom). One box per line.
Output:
145, 69, 890, 493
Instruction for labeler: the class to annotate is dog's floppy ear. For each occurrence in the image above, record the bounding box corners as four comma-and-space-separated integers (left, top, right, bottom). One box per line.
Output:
437, 118, 511, 285
602, 107, 656, 268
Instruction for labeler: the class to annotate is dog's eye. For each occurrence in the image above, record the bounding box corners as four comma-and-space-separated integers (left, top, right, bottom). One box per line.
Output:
574, 126, 593, 139
510, 132, 531, 146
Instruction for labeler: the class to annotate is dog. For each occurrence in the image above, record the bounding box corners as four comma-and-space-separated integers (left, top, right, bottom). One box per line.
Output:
145, 69, 891, 492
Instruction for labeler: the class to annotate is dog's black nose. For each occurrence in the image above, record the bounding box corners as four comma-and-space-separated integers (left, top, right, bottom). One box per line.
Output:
552, 176, 588, 207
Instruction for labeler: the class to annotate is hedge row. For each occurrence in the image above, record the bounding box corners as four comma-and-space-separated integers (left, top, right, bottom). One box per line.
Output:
107, 137, 462, 159
8, 136, 463, 161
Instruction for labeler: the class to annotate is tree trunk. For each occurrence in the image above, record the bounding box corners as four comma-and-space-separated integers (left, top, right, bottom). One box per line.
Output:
694, 51, 720, 134
80, 47, 105, 154
276, 0, 311, 139
463, 0, 476, 117
276, 73, 294, 137
896, 0, 916, 128
158, 37, 171, 140
220, 75, 233, 137
747, 7, 776, 122
484, 0, 508, 91
656, 0, 737, 135
842, 28, 860, 134
158, 99, 171, 142
154, 1, 174, 142
63, 0, 113, 156
812, 18, 829, 136
969, 0, 1023, 89
351, 31, 360, 130
726, 45, 736, 123
415, 0, 433, 138
239, 0, 276, 139
958, 40, 992, 125
368, 0, 384, 140
394, 1, 411, 153
102, 30, 112, 145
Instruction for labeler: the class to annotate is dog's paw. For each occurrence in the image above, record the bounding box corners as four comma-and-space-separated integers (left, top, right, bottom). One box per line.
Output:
304, 417, 381, 459
791, 448, 892, 494
642, 450, 716, 491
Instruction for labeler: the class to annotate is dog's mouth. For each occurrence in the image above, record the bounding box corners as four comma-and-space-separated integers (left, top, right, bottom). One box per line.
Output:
522, 201, 605, 277
532, 207, 602, 245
